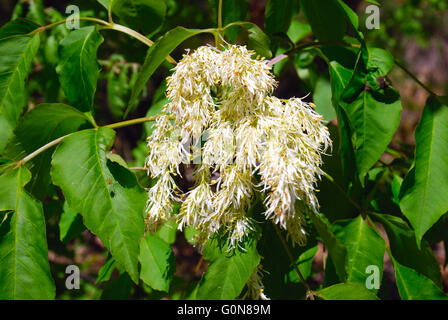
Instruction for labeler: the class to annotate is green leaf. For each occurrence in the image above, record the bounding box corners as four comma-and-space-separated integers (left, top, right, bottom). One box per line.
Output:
0, 18, 40, 39
228, 22, 272, 58
51, 128, 146, 283
26, 0, 45, 25
372, 213, 442, 287
259, 222, 315, 298
56, 26, 103, 112
307, 211, 348, 282
96, 256, 124, 284
184, 226, 200, 246
127, 27, 213, 116
313, 76, 336, 122
367, 48, 394, 78
0, 34, 40, 152
324, 50, 359, 182
100, 273, 133, 300
4, 103, 92, 200
106, 61, 141, 118
391, 174, 403, 206
399, 97, 448, 243
210, 0, 248, 42
97, 0, 113, 11
317, 125, 358, 222
286, 20, 311, 44
0, 167, 55, 299
317, 283, 379, 300
300, 0, 346, 43
424, 213, 448, 244
392, 256, 448, 300
345, 92, 400, 180
197, 240, 260, 300
144, 98, 168, 136
264, 0, 298, 35
340, 62, 402, 182
365, 0, 381, 6
156, 219, 178, 245
139, 233, 176, 292
286, 245, 318, 284
333, 215, 385, 288
336, 0, 359, 30
59, 201, 85, 243
112, 0, 166, 36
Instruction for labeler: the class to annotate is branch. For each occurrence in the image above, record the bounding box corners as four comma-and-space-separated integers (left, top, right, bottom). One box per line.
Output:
273, 223, 315, 300
394, 59, 437, 96
30, 17, 177, 65
215, 0, 223, 48
16, 133, 73, 166
15, 116, 162, 167
104, 115, 161, 129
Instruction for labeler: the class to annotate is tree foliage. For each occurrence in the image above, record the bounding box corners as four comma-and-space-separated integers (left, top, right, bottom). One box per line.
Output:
0, 0, 446, 300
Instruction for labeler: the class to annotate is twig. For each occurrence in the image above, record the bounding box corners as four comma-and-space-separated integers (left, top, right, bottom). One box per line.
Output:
273, 223, 315, 300
394, 59, 436, 96
104, 115, 161, 129
30, 17, 177, 65
17, 133, 73, 166
15, 116, 162, 167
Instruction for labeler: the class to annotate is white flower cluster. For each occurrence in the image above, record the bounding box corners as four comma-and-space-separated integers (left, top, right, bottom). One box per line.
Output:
145, 44, 331, 251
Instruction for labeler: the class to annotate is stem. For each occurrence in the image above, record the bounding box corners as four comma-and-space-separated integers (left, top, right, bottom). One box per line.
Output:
268, 41, 360, 65
16, 116, 161, 166
216, 0, 223, 48
394, 59, 436, 96
108, 23, 154, 47
30, 17, 110, 34
267, 54, 288, 66
30, 17, 177, 65
104, 115, 160, 129
218, 0, 223, 30
107, 6, 113, 24
273, 223, 315, 300
194, 256, 204, 273
129, 167, 146, 171
104, 24, 177, 65
17, 133, 73, 166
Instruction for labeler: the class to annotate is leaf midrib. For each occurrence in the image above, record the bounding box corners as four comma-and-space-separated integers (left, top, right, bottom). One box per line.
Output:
91, 129, 136, 280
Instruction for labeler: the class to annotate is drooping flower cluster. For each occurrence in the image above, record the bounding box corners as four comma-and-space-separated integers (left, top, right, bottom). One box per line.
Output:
146, 44, 330, 252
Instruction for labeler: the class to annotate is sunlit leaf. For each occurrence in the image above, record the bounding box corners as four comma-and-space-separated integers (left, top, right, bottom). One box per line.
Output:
51, 128, 146, 283
0, 167, 55, 299
400, 97, 448, 243
0, 34, 40, 152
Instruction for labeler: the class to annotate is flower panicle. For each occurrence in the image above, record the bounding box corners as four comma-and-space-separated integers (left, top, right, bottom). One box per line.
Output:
145, 43, 331, 250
